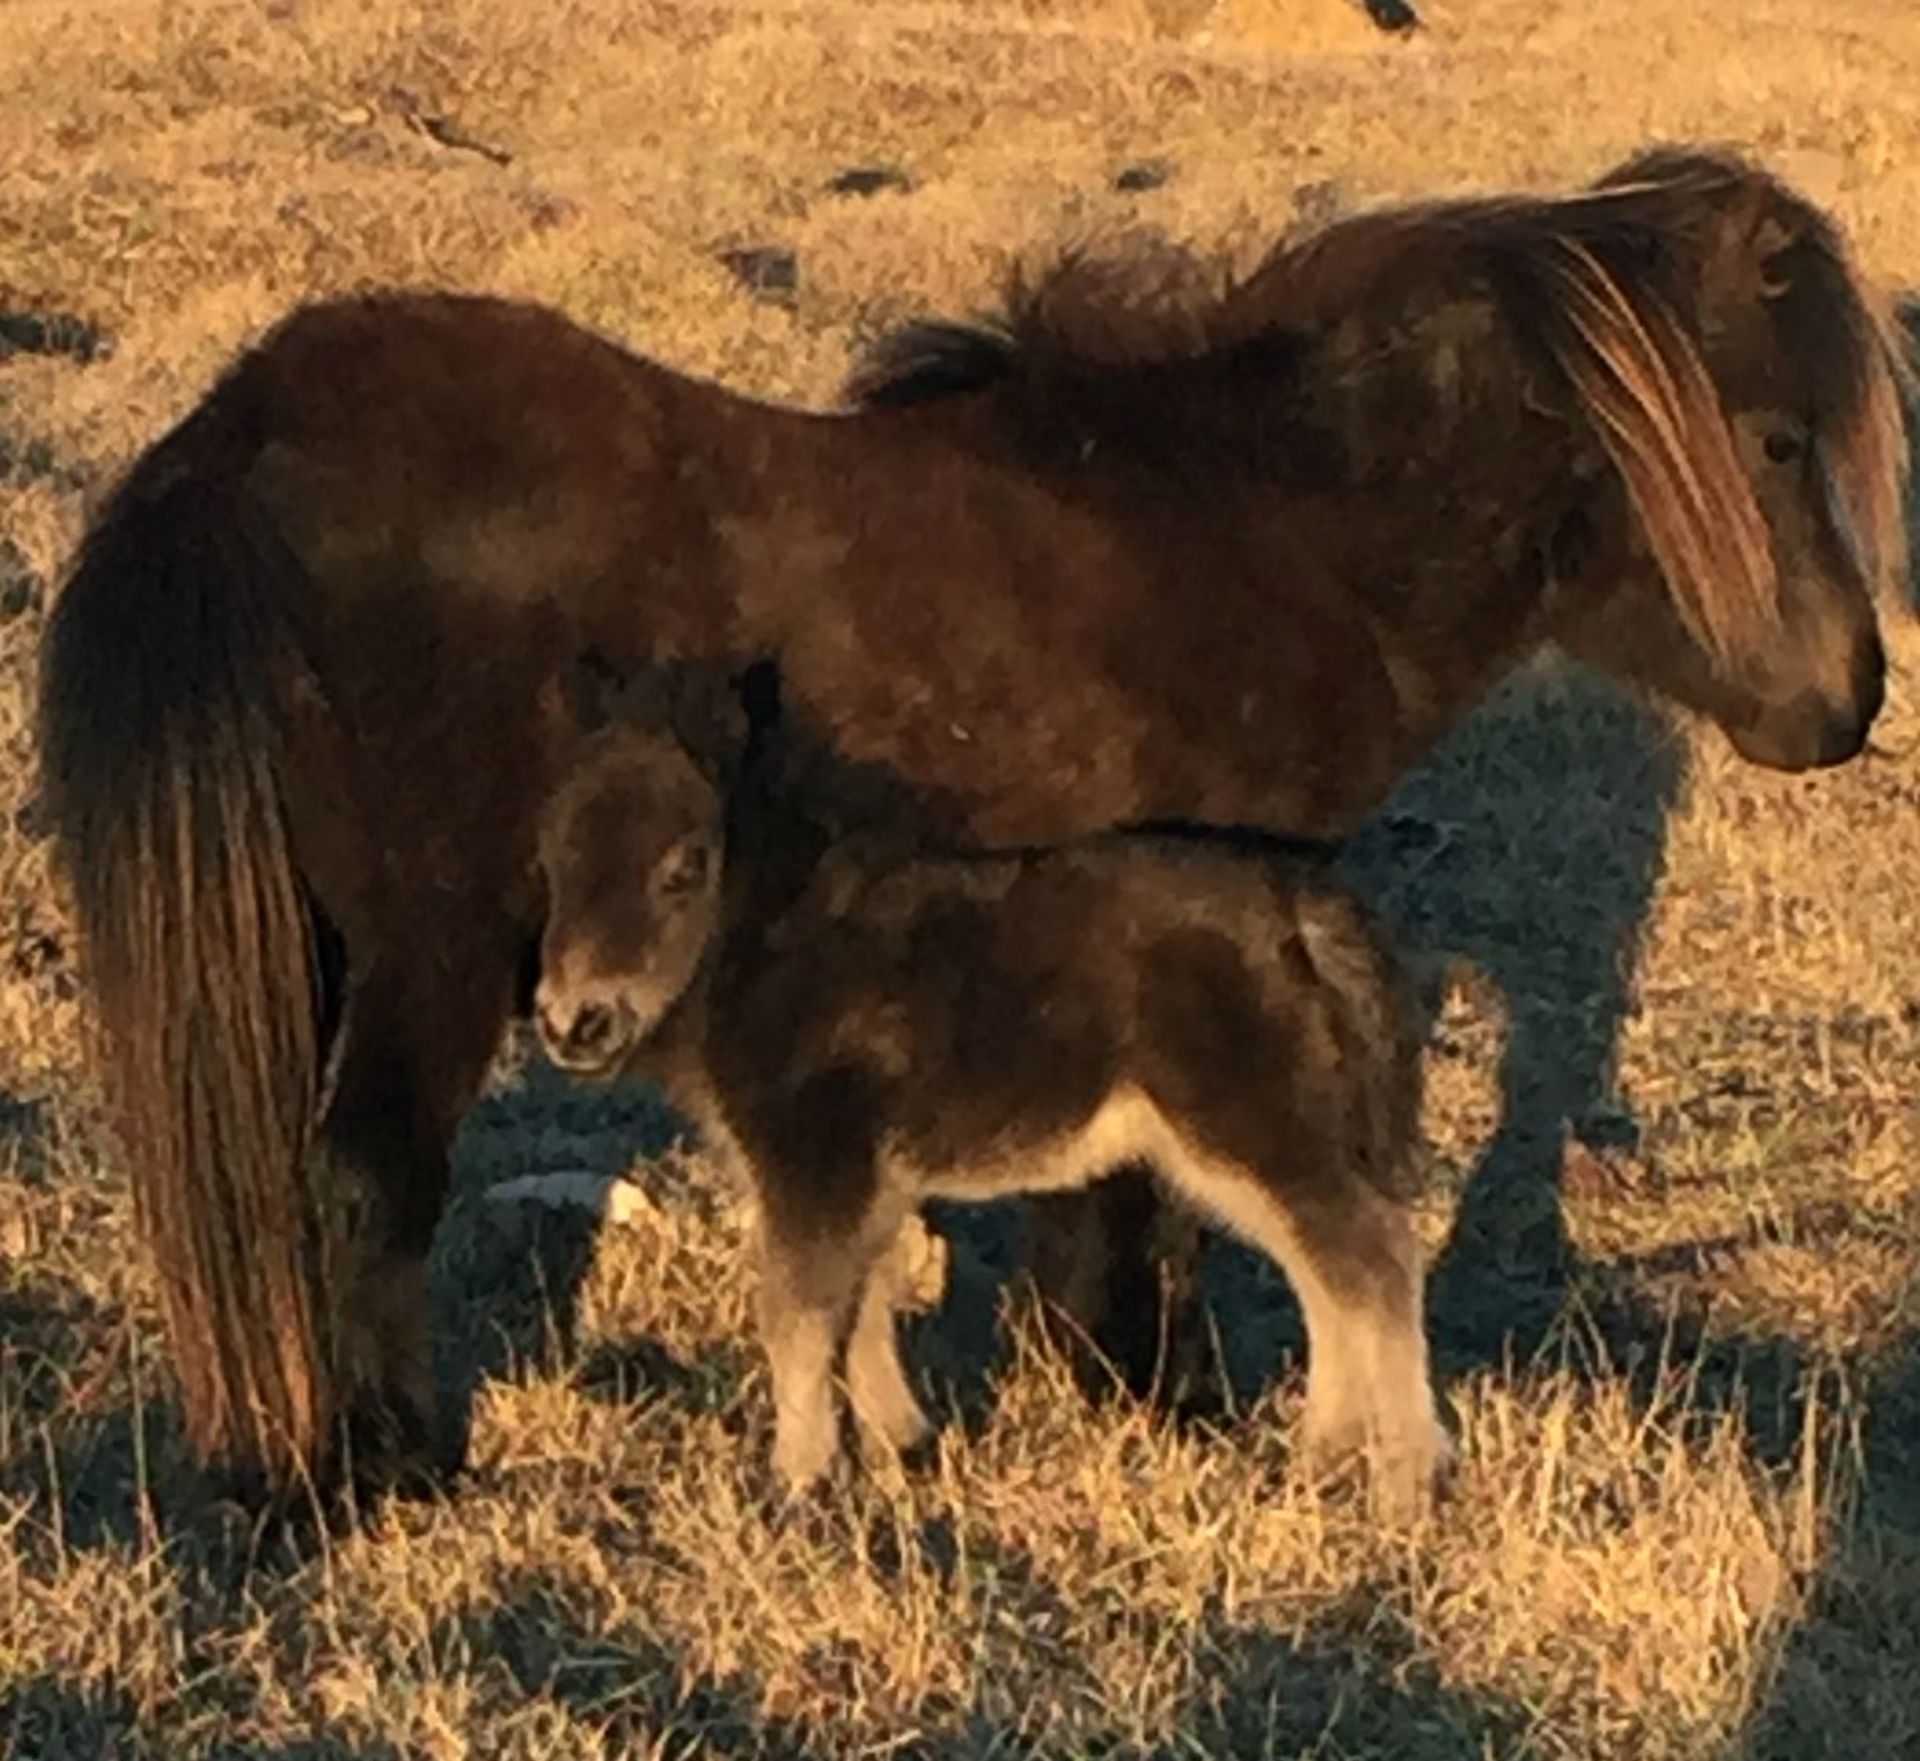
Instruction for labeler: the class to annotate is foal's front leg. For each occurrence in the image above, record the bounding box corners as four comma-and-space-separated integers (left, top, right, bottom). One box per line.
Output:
753, 1166, 915, 1496
755, 1231, 860, 1496
843, 1216, 940, 1461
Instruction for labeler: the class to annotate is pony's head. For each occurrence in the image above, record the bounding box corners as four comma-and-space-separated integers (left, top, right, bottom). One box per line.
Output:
533, 655, 736, 1077
1525, 148, 1910, 770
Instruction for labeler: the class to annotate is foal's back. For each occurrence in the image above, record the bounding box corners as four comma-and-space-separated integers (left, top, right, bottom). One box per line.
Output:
705, 832, 1417, 1205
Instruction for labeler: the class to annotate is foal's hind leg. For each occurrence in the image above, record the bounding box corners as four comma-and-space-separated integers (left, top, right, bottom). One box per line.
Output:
1161, 1142, 1443, 1518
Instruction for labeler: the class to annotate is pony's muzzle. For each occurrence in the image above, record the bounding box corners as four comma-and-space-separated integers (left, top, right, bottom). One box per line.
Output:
1729, 626, 1886, 772
536, 992, 636, 1075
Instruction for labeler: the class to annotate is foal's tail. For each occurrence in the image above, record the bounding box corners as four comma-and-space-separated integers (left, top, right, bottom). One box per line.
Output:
39, 462, 336, 1493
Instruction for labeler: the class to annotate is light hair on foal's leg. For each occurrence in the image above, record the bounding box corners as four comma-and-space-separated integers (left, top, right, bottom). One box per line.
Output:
1146, 1113, 1446, 1522
755, 1197, 924, 1497
844, 1231, 933, 1463
755, 1237, 853, 1496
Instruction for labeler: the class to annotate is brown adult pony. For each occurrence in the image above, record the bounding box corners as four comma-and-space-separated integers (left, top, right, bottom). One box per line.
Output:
38, 146, 1908, 1501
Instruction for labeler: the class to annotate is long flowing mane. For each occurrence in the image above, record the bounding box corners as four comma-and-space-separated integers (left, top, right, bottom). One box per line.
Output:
1597, 146, 1914, 615
847, 148, 1912, 680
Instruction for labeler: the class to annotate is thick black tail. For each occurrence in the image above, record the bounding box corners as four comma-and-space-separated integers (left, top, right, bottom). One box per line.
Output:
39, 461, 337, 1492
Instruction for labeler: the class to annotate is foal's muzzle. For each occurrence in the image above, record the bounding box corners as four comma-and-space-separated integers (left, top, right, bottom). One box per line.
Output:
537, 996, 637, 1076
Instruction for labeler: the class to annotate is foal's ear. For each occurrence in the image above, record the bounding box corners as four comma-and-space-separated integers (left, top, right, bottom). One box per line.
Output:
554, 647, 679, 734
666, 662, 755, 784
554, 646, 632, 734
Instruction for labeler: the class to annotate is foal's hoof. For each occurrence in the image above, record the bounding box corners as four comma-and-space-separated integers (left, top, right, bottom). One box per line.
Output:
768, 1428, 850, 1506
1366, 1431, 1453, 1528
857, 1405, 934, 1461
1298, 1414, 1452, 1527
755, 1451, 854, 1543
855, 1414, 939, 1498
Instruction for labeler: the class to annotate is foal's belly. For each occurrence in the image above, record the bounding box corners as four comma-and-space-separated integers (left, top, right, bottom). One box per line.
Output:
894, 1085, 1180, 1207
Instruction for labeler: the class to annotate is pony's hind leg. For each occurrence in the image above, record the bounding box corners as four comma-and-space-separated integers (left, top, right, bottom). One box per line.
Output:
318, 1024, 451, 1486
318, 941, 516, 1491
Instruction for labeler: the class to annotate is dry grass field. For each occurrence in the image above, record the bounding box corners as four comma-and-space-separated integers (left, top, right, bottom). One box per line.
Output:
5, 0, 1920, 1753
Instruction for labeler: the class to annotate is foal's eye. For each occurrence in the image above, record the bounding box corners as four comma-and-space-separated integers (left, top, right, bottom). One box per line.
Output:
1763, 430, 1806, 465
655, 841, 710, 897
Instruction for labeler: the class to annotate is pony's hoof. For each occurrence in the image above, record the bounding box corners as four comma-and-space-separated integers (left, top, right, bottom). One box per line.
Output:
340, 1383, 461, 1505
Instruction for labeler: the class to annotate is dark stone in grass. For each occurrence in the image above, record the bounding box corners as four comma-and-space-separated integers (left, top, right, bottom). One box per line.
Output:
13, 797, 50, 843
0, 539, 44, 622
1114, 159, 1174, 194
7, 931, 65, 982
0, 308, 113, 364
717, 245, 800, 305
825, 165, 912, 198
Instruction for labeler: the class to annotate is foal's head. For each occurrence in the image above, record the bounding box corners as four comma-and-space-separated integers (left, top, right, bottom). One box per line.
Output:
1522, 148, 1910, 770
533, 661, 735, 1077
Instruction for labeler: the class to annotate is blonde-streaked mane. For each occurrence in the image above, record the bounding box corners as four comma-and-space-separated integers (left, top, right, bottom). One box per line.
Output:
849, 146, 1912, 677
1494, 227, 1785, 684
1598, 145, 1914, 619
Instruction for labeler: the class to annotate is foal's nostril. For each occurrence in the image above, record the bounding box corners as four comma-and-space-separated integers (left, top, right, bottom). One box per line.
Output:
562, 1002, 618, 1059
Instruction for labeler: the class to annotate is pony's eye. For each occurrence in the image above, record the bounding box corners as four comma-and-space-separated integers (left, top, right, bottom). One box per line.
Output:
1763, 430, 1806, 464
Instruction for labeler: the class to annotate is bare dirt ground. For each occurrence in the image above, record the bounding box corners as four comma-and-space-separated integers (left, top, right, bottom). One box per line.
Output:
4, 1, 1920, 1754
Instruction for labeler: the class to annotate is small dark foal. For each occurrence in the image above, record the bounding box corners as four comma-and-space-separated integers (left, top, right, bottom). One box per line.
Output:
534, 695, 1448, 1519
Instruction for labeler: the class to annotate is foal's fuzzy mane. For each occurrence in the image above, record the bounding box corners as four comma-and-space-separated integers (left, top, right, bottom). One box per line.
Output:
848, 147, 1913, 679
